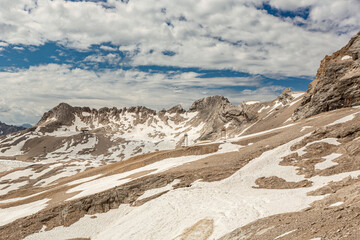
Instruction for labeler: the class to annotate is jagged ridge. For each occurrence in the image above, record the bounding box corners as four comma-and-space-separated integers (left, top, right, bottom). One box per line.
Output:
293, 32, 360, 120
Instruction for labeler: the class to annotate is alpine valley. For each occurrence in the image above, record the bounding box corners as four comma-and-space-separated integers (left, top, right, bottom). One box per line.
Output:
0, 33, 360, 240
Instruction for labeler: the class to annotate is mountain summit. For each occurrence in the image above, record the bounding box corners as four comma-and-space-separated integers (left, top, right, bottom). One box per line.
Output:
0, 33, 360, 240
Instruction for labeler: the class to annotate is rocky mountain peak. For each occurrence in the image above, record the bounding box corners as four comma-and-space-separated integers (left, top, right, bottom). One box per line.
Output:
293, 32, 360, 120
167, 104, 185, 114
189, 95, 231, 112
38, 102, 76, 126
277, 88, 294, 105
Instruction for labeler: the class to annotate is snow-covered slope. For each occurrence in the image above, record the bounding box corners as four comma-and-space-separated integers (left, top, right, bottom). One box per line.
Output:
0, 105, 359, 240
1, 30, 360, 240
0, 91, 303, 177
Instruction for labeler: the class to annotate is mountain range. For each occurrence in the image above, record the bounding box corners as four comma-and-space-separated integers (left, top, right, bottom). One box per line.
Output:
0, 122, 26, 136
0, 32, 359, 240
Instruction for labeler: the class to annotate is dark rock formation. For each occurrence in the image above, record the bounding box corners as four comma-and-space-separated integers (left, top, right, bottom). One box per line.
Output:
293, 32, 360, 120
0, 122, 25, 136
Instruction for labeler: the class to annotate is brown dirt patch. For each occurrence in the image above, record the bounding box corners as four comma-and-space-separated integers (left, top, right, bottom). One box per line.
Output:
174, 218, 214, 240
254, 176, 312, 189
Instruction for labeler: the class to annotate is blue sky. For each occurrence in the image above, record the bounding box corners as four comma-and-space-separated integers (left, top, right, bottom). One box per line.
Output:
0, 0, 359, 125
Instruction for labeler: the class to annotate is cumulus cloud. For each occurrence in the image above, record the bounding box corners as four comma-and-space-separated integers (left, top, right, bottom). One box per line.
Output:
0, 64, 279, 125
99, 45, 118, 51
84, 53, 122, 65
0, 0, 357, 75
0, 0, 358, 124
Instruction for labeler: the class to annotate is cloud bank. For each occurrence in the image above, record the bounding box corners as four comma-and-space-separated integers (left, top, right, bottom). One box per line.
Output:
0, 0, 359, 124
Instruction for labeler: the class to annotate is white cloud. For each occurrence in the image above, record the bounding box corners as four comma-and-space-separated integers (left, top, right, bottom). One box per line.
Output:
13, 46, 24, 50
0, 42, 8, 47
0, 64, 278, 125
83, 53, 122, 65
0, 0, 358, 124
99, 45, 118, 51
267, 0, 360, 34
0, 0, 357, 76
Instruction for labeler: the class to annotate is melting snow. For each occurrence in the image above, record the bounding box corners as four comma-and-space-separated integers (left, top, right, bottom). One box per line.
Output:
0, 191, 47, 204
244, 101, 260, 105
66, 174, 103, 186
0, 198, 49, 226
0, 160, 31, 173
258, 105, 270, 113
327, 112, 358, 126
290, 92, 304, 99
0, 181, 28, 195
26, 135, 360, 240
301, 126, 312, 132
66, 142, 242, 201
274, 229, 297, 239
138, 179, 181, 201
329, 201, 343, 207
341, 55, 352, 60
314, 153, 342, 170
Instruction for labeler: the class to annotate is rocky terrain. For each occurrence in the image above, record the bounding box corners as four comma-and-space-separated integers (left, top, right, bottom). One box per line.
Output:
0, 33, 359, 240
0, 122, 25, 136
294, 32, 360, 120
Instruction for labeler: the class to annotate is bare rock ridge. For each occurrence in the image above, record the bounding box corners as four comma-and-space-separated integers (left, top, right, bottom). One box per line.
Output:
189, 96, 257, 140
35, 95, 258, 142
293, 31, 360, 120
277, 88, 294, 105
0, 121, 25, 136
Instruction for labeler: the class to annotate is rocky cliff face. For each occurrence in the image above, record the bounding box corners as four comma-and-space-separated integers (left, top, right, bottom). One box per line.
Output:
0, 122, 25, 136
293, 32, 360, 120
188, 96, 257, 140
36, 96, 257, 143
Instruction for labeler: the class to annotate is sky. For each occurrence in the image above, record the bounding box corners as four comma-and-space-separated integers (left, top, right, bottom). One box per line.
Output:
0, 0, 359, 125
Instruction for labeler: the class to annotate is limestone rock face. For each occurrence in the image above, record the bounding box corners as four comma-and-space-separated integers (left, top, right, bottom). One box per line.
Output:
293, 32, 360, 120
38, 103, 76, 126
277, 88, 294, 105
189, 96, 256, 140
35, 96, 258, 143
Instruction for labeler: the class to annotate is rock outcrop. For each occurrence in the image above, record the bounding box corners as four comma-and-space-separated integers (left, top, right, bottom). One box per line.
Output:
36, 96, 258, 143
189, 96, 257, 140
293, 32, 360, 120
0, 121, 25, 136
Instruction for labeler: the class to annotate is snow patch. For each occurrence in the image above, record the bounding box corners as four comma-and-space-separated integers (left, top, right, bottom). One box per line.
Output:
327, 112, 358, 126
274, 229, 297, 239
314, 153, 342, 170
138, 179, 181, 201
0, 198, 49, 226
0, 160, 31, 172
24, 135, 360, 240
301, 126, 312, 132
66, 174, 103, 186
329, 201, 343, 207
0, 191, 47, 204
257, 105, 270, 113
341, 55, 352, 60
290, 92, 304, 99
244, 101, 260, 105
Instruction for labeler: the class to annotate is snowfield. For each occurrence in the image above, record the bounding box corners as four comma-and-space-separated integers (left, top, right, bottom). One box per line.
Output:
0, 199, 50, 226
24, 134, 360, 240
